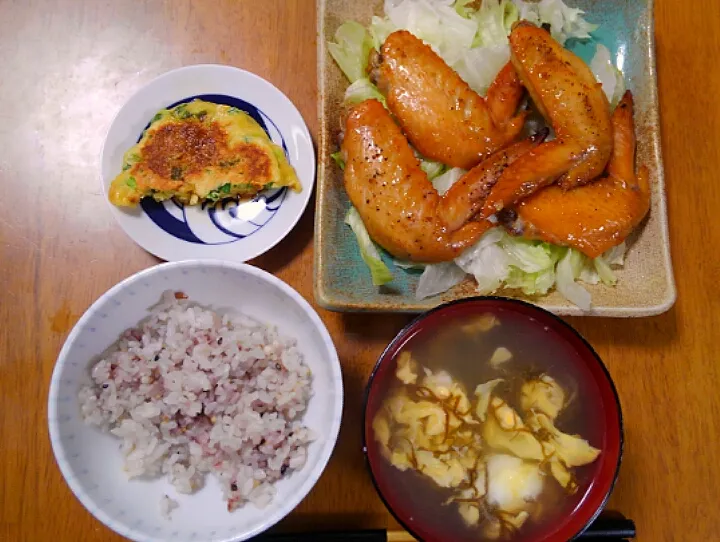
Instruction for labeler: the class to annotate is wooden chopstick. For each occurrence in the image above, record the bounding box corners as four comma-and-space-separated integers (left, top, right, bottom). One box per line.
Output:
387, 531, 417, 542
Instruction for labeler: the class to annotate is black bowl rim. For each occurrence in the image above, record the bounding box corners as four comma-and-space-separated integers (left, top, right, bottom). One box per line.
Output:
361, 295, 625, 542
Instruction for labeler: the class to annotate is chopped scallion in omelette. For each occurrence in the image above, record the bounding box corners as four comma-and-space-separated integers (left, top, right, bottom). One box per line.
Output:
108, 100, 301, 207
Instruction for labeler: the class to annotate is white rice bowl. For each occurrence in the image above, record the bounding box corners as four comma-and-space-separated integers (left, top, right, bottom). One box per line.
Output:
48, 261, 343, 542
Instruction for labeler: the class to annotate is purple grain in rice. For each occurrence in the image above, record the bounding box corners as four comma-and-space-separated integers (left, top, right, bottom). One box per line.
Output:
78, 291, 315, 512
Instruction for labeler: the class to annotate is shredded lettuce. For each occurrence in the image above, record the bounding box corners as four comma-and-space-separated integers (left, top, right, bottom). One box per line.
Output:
328, 21, 373, 83
345, 207, 394, 286
412, 145, 448, 180
473, 0, 519, 47
418, 228, 625, 308
393, 258, 426, 270
453, 44, 511, 95
513, 0, 598, 44
454, 228, 511, 293
555, 247, 591, 309
331, 0, 598, 93
602, 241, 627, 266
417, 261, 467, 299
575, 241, 626, 286
431, 166, 465, 194
384, 0, 478, 66
343, 78, 387, 107
505, 266, 557, 295
501, 236, 564, 295
420, 159, 447, 181
369, 15, 397, 50
454, 0, 476, 19
453, 229, 564, 296
500, 235, 562, 274
449, 0, 517, 92
369, 0, 515, 94
590, 44, 626, 108
579, 262, 600, 285
593, 256, 617, 286
331, 151, 345, 170
592, 241, 626, 285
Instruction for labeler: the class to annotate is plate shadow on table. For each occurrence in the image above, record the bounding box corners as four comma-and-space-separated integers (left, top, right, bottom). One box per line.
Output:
340, 313, 414, 344
330, 313, 418, 477
603, 425, 645, 514
250, 193, 317, 275
332, 340, 390, 473
337, 305, 679, 349
251, 135, 318, 274
566, 306, 678, 348
268, 512, 387, 534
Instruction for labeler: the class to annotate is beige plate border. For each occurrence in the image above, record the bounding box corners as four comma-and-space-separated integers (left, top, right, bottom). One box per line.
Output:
314, 0, 676, 317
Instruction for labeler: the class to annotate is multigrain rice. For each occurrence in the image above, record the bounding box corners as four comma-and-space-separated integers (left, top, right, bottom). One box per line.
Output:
79, 291, 314, 513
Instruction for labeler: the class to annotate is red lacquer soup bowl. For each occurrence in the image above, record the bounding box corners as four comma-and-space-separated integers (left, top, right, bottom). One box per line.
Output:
363, 297, 623, 542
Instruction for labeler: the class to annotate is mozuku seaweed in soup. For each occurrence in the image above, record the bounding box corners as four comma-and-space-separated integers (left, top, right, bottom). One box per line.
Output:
371, 311, 604, 541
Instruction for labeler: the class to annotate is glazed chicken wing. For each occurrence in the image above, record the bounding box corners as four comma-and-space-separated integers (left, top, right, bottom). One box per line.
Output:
343, 100, 500, 262
369, 30, 526, 170
479, 21, 613, 217
343, 99, 491, 262
509, 91, 649, 258
438, 130, 547, 232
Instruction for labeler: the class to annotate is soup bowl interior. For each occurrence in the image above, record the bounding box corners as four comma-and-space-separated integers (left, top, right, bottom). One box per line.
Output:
363, 297, 623, 542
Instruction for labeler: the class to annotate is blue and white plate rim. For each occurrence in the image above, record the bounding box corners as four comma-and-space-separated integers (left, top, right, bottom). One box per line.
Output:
100, 64, 315, 263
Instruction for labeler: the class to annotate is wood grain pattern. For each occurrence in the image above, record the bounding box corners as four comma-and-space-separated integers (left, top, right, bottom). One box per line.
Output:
0, 1, 718, 541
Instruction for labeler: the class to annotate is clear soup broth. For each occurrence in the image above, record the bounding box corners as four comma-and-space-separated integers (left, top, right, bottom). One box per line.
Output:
367, 306, 612, 542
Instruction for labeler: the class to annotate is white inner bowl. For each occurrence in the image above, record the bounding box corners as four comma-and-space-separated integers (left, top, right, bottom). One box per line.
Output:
48, 261, 343, 542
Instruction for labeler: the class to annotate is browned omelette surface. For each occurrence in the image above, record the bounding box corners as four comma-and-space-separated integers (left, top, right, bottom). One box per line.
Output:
109, 100, 300, 206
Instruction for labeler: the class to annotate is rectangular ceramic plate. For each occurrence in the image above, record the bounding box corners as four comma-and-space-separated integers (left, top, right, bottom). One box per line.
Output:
315, 0, 675, 316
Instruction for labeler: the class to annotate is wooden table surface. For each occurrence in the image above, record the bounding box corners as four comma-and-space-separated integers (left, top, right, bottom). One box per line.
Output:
1, 1, 719, 541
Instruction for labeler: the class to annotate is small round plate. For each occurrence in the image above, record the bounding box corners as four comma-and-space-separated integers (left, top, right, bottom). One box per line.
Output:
101, 65, 314, 262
